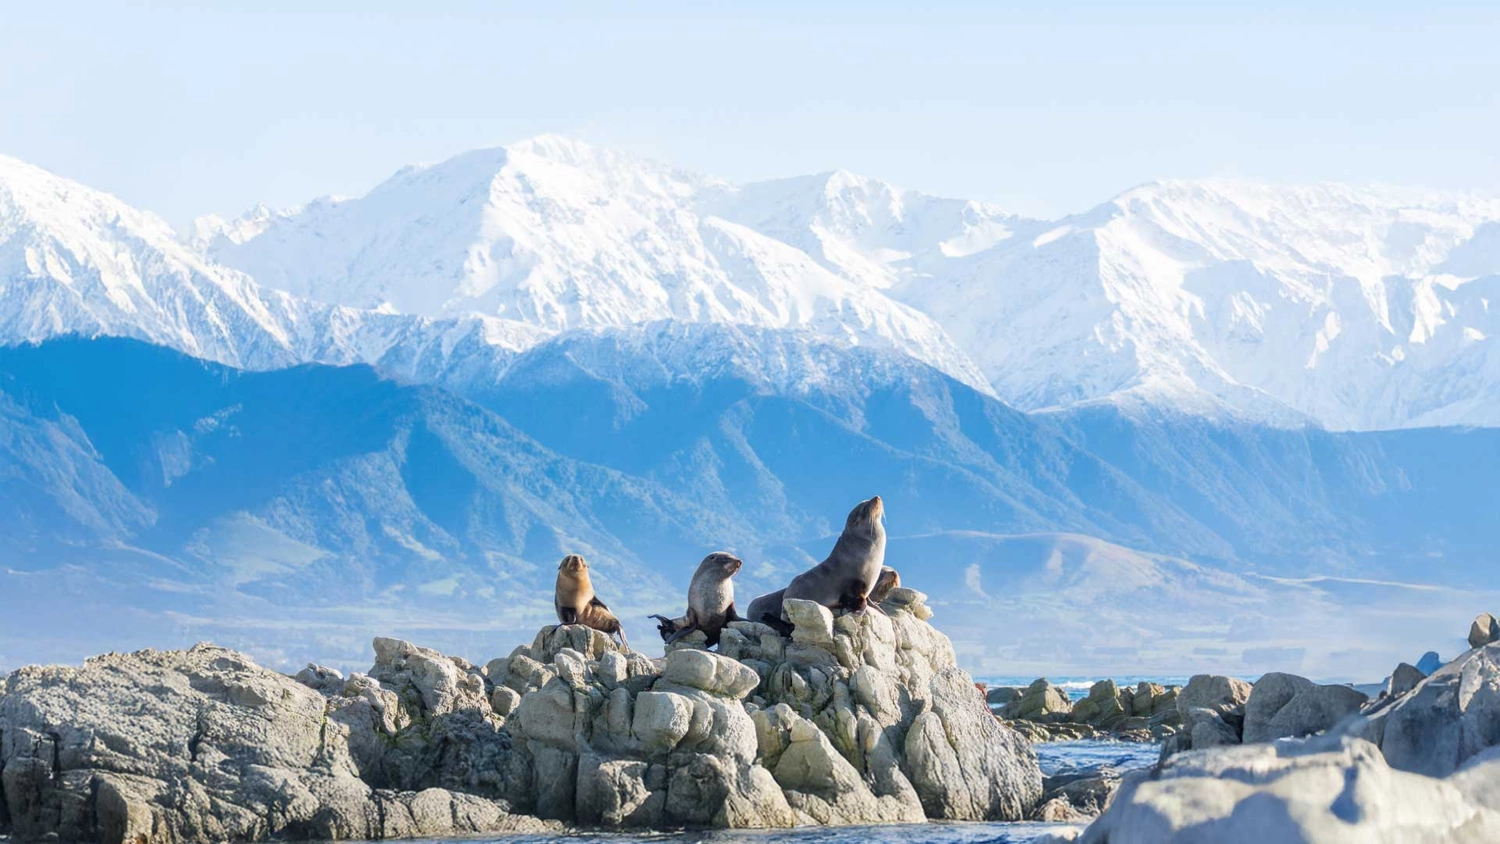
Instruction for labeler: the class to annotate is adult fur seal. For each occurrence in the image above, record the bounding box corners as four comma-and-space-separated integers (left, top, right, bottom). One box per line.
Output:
554, 554, 629, 649
754, 496, 885, 633
649, 551, 743, 647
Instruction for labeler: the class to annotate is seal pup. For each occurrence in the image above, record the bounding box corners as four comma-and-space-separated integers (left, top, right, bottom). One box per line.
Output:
554, 554, 629, 649
868, 566, 901, 606
649, 551, 743, 647
780, 495, 887, 624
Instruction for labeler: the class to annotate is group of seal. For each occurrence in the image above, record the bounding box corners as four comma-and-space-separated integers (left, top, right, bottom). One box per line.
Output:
550, 495, 899, 650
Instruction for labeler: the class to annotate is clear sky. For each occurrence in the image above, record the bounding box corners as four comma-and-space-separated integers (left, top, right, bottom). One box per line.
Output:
3, 1, 1498, 226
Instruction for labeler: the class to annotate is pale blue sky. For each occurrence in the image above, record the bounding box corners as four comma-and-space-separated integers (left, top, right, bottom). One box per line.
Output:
3, 1, 1498, 225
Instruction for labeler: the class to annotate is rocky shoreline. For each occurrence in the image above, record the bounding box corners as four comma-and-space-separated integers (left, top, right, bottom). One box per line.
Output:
4, 606, 1499, 843
0, 588, 1041, 843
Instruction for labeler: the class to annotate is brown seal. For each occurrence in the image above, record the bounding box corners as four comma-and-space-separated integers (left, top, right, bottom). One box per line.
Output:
650, 551, 743, 647
868, 566, 901, 605
554, 554, 629, 649
749, 496, 886, 634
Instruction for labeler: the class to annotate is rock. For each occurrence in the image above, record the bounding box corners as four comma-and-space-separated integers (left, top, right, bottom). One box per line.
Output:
2, 592, 1044, 839
1185, 707, 1240, 749
0, 643, 556, 844
1241, 672, 1367, 744
1337, 640, 1500, 777
370, 636, 489, 716
1000, 678, 1073, 721
986, 686, 1023, 707
1470, 613, 1500, 649
1081, 737, 1500, 843
1068, 680, 1128, 729
661, 648, 760, 699
293, 663, 345, 694
783, 599, 835, 645
1038, 770, 1122, 820
490, 685, 522, 717
1386, 662, 1426, 698
1176, 674, 1251, 717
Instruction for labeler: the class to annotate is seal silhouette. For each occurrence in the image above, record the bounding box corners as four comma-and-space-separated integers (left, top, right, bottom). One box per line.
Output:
554, 554, 629, 649
750, 496, 887, 633
650, 551, 743, 647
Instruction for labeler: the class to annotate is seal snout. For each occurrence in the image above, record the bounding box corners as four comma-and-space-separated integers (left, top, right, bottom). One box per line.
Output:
559, 554, 588, 574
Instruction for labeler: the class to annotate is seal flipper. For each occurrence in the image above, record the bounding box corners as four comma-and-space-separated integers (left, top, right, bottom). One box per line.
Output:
662, 608, 700, 645
724, 601, 740, 622
558, 607, 578, 625
650, 613, 680, 642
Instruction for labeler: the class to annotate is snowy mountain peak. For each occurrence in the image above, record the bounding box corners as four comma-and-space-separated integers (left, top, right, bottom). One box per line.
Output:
205, 136, 994, 394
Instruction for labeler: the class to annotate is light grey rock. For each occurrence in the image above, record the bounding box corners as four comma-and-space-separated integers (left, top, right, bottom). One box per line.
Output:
1176, 673, 1252, 717
1000, 678, 1073, 721
662, 648, 760, 699
1340, 641, 1500, 777
0, 643, 556, 844
783, 599, 835, 645
1387, 662, 1427, 699
1080, 737, 1500, 843
3, 590, 1043, 838
293, 663, 345, 694
1185, 707, 1240, 749
1470, 613, 1500, 649
1241, 672, 1368, 744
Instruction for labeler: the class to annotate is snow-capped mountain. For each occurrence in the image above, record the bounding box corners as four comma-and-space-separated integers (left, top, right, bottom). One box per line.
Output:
711, 173, 1500, 429
10, 139, 1500, 430
202, 138, 1500, 430
200, 136, 992, 393
0, 152, 545, 383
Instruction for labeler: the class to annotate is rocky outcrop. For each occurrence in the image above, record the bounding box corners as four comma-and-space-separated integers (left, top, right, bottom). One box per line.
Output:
995, 679, 1183, 744
1338, 639, 1500, 777
1080, 737, 1500, 843
1156, 673, 1250, 760
0, 644, 558, 844
0, 589, 1040, 843
1471, 613, 1500, 649
1241, 672, 1367, 744
1077, 615, 1500, 842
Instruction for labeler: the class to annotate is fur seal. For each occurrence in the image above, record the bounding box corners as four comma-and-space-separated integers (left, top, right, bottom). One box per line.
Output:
554, 554, 629, 649
745, 588, 786, 631
868, 566, 901, 605
650, 551, 743, 647
751, 496, 886, 633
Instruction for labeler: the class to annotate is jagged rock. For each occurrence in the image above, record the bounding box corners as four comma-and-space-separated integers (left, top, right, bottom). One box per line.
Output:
370, 637, 489, 716
1176, 674, 1251, 717
1186, 707, 1239, 749
1082, 737, 1500, 843
1241, 672, 1367, 744
1470, 613, 1500, 649
1068, 680, 1128, 729
294, 663, 345, 694
1036, 770, 1122, 820
1386, 662, 1427, 699
1338, 641, 1500, 777
2, 595, 1042, 840
1001, 678, 1073, 721
986, 686, 1023, 707
783, 599, 835, 645
0, 644, 557, 844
